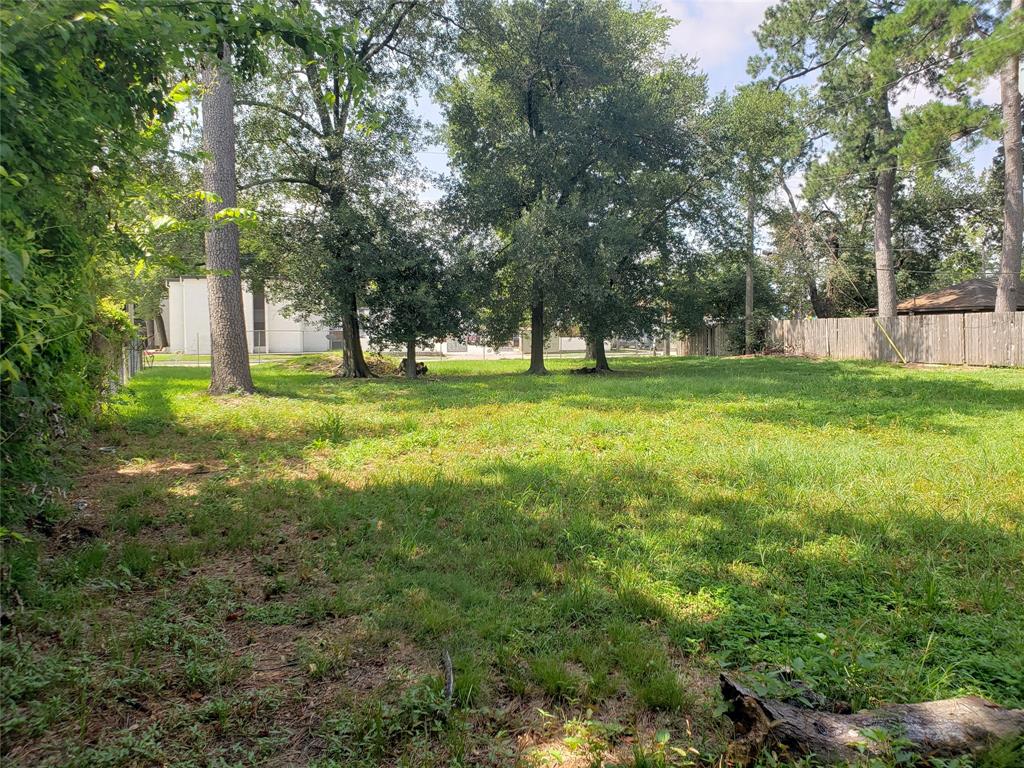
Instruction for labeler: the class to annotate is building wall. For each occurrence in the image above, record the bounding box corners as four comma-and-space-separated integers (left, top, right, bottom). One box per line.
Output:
168, 277, 211, 354
166, 277, 642, 358
165, 277, 334, 354
165, 282, 183, 351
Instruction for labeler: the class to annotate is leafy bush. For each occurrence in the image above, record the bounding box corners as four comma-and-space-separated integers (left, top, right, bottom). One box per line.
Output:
0, 1, 212, 526
726, 308, 778, 354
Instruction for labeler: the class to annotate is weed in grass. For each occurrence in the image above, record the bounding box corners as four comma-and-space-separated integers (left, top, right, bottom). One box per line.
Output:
50, 541, 108, 586
530, 654, 581, 701
451, 654, 488, 707
614, 564, 667, 622
108, 485, 162, 533
562, 717, 626, 764
262, 575, 291, 600
108, 508, 156, 536
320, 679, 455, 762
245, 602, 302, 626
633, 666, 690, 712
495, 647, 530, 697
118, 541, 156, 579
313, 410, 350, 443
297, 636, 350, 681
161, 540, 203, 569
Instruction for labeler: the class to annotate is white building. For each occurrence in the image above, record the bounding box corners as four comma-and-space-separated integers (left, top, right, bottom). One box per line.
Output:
163, 277, 619, 357
164, 277, 340, 354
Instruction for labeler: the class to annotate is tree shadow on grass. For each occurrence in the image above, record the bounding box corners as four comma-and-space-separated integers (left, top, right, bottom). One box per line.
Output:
13, 411, 1023, 765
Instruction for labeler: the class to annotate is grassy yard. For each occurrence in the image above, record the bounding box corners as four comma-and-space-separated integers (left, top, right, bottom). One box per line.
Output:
3, 356, 1023, 767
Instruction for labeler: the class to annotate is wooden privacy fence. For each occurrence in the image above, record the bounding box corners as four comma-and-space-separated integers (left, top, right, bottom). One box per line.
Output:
765, 312, 1024, 367
676, 324, 733, 356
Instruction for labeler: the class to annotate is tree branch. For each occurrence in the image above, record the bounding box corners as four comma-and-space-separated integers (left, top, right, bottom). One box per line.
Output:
237, 99, 324, 137
773, 39, 856, 89
361, 0, 421, 63
238, 176, 325, 192
304, 63, 335, 136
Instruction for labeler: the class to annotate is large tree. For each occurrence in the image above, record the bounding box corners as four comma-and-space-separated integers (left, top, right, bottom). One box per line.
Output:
235, 0, 450, 377
443, 0, 702, 373
947, 0, 1024, 310
360, 200, 473, 377
997, 0, 1023, 312
202, 42, 254, 394
751, 0, 983, 318
566, 81, 724, 371
886, 0, 1015, 306
726, 83, 804, 350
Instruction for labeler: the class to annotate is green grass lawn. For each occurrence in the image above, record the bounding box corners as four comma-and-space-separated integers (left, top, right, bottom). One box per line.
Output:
3, 355, 1023, 767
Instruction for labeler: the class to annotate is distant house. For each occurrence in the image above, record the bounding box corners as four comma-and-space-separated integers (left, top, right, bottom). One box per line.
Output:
164, 277, 341, 354
866, 278, 1023, 316
163, 276, 606, 357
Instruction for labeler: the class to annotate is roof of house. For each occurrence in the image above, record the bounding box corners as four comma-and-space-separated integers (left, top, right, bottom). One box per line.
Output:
866, 278, 1022, 315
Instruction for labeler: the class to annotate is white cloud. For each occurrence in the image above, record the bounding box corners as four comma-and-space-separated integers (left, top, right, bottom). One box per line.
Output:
659, 0, 774, 84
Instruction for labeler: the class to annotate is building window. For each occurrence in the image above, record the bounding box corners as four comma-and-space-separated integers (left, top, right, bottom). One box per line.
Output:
253, 284, 266, 351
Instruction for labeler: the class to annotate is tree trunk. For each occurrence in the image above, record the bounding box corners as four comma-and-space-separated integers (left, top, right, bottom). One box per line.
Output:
873, 93, 899, 319
202, 42, 253, 394
340, 295, 372, 378
808, 279, 831, 319
405, 338, 417, 378
996, 0, 1022, 313
721, 674, 1024, 766
780, 172, 833, 319
592, 335, 610, 371
145, 318, 155, 349
527, 298, 547, 374
153, 314, 168, 349
873, 165, 898, 318
585, 339, 597, 360
745, 195, 755, 353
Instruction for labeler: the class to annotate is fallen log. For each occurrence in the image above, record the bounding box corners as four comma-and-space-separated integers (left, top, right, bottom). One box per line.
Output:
721, 673, 1024, 765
